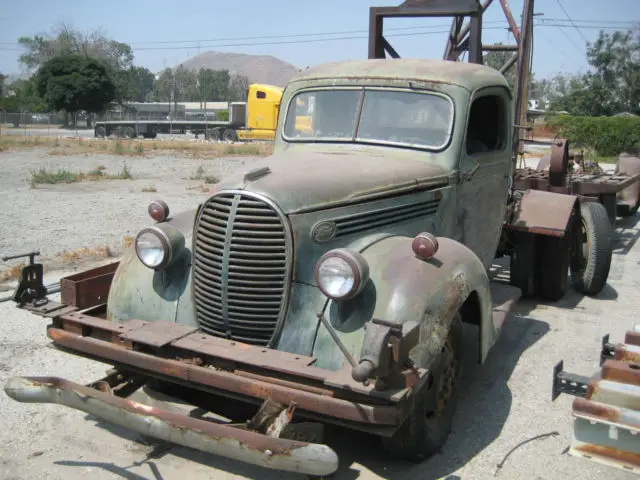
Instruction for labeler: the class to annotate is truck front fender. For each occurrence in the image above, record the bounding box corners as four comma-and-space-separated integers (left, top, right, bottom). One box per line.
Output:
312, 235, 495, 372
359, 235, 495, 369
106, 209, 198, 326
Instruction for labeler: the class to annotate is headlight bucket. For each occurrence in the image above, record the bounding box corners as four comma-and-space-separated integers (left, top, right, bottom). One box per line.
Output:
314, 248, 370, 301
134, 223, 185, 270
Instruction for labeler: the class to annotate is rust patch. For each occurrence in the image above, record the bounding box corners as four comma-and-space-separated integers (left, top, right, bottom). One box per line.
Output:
614, 345, 640, 364
625, 331, 640, 347
504, 189, 577, 237
601, 360, 640, 386
574, 443, 640, 468
572, 397, 621, 423
46, 328, 402, 426
20, 376, 312, 456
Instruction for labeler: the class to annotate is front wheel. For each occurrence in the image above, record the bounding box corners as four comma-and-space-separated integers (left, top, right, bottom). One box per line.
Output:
570, 201, 613, 295
380, 315, 463, 461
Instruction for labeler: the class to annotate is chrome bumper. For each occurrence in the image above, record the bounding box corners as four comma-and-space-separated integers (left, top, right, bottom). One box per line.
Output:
4, 376, 339, 477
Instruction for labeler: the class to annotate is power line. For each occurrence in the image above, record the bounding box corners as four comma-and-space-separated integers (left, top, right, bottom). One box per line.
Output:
0, 21, 634, 53
0, 17, 634, 47
555, 0, 589, 43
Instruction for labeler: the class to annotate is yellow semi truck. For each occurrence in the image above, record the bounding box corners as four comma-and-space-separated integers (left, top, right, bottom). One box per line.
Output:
94, 83, 312, 142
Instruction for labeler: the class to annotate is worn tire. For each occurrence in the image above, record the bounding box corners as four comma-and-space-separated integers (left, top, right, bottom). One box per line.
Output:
206, 129, 221, 141
509, 232, 536, 297
95, 126, 106, 138
380, 315, 463, 461
124, 126, 136, 139
570, 201, 613, 295
535, 231, 571, 302
222, 128, 238, 142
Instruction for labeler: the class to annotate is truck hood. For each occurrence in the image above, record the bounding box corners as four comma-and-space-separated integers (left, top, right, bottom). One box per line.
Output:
214, 148, 451, 214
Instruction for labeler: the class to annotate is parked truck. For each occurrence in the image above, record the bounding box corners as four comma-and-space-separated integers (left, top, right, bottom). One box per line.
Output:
3, 0, 639, 478
94, 83, 287, 142
1, 55, 622, 478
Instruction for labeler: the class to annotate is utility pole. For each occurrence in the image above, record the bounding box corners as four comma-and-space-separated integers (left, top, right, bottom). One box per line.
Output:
513, 0, 534, 167
203, 65, 208, 138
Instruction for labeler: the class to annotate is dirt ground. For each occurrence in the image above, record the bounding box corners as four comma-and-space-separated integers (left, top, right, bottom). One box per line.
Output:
0, 140, 638, 480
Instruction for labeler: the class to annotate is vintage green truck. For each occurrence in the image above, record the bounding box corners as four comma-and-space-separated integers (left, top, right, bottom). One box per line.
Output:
2, 58, 615, 478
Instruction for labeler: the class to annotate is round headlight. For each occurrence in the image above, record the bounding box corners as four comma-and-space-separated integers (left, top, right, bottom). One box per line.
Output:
314, 248, 369, 301
134, 225, 184, 270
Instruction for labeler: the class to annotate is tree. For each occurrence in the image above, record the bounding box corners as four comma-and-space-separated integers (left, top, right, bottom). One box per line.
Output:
197, 68, 230, 102
0, 78, 47, 112
228, 74, 250, 101
542, 27, 639, 117
151, 66, 237, 103
483, 44, 544, 102
483, 46, 516, 91
33, 53, 116, 126
123, 66, 156, 102
17, 23, 134, 104
584, 28, 640, 115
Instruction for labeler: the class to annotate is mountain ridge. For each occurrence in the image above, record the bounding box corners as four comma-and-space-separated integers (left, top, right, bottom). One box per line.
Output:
177, 51, 301, 88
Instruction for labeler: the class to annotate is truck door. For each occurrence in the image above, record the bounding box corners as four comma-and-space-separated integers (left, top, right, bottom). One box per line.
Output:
456, 86, 513, 270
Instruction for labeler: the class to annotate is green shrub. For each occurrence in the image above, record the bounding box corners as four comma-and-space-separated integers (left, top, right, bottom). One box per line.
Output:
547, 115, 640, 157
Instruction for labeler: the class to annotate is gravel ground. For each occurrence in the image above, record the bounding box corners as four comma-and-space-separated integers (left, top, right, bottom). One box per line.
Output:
0, 144, 637, 480
0, 147, 261, 280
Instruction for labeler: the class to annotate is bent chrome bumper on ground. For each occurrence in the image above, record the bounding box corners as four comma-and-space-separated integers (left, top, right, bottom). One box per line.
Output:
4, 376, 339, 477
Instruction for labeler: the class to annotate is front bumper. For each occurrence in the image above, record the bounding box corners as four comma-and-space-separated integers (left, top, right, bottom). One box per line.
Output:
3, 259, 423, 476
4, 376, 338, 477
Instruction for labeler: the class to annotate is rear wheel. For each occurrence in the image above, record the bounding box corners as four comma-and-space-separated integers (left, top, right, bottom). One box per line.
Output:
380, 315, 463, 461
95, 126, 106, 138
570, 201, 613, 295
124, 126, 136, 138
206, 129, 221, 141
222, 128, 238, 142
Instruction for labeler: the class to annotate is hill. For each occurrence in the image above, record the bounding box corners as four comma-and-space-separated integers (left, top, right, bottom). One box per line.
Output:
179, 51, 300, 87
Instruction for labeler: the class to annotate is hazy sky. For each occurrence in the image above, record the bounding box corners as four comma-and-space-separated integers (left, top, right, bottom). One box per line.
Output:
0, 0, 638, 80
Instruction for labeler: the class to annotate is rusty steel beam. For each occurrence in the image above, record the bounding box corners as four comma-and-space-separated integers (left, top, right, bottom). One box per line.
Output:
483, 44, 519, 51
448, 0, 495, 54
553, 327, 640, 474
45, 327, 406, 426
3, 376, 339, 476
499, 0, 521, 43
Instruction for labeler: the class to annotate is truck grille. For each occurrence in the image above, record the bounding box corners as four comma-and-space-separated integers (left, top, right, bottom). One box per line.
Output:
192, 191, 291, 346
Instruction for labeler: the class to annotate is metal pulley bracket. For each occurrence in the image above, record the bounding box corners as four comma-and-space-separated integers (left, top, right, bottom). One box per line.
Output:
549, 139, 569, 187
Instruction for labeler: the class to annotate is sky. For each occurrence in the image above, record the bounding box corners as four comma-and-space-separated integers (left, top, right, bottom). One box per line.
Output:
0, 0, 638, 81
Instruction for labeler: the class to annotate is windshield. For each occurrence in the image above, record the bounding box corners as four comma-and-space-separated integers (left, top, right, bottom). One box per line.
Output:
283, 88, 453, 150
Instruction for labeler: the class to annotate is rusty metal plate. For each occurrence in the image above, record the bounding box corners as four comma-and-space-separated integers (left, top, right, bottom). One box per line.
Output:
505, 189, 578, 237
60, 261, 119, 310
119, 320, 199, 348
566, 327, 640, 475
173, 333, 323, 380
59, 312, 146, 335
549, 139, 569, 187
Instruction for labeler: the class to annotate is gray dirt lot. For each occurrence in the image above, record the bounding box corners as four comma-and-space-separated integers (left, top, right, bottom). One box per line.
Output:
0, 145, 638, 480
0, 146, 259, 279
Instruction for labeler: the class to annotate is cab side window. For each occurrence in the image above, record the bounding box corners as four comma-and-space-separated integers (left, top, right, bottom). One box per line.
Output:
257, 90, 266, 99
466, 94, 505, 155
